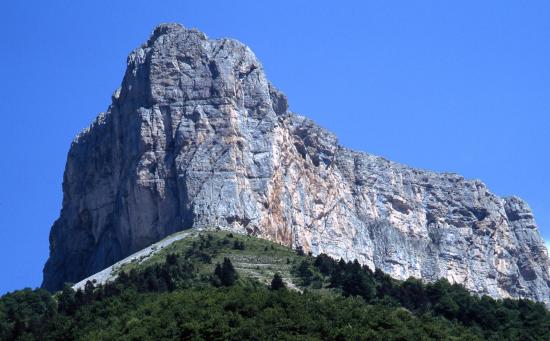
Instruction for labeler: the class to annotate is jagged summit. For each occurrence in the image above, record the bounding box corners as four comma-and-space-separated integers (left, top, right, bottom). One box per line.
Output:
43, 24, 550, 304
152, 23, 185, 35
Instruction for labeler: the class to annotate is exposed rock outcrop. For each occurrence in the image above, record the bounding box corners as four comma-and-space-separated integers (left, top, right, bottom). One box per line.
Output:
42, 24, 550, 304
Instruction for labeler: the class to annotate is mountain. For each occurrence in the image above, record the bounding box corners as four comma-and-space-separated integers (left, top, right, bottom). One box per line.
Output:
7, 231, 550, 339
43, 23, 550, 305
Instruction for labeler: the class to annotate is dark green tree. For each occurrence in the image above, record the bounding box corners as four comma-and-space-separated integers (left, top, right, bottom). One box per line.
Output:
214, 257, 237, 286
166, 253, 178, 265
270, 273, 285, 290
340, 260, 376, 301
233, 240, 245, 250
399, 277, 426, 311
297, 260, 313, 285
58, 284, 76, 315
314, 253, 336, 276
83, 281, 95, 304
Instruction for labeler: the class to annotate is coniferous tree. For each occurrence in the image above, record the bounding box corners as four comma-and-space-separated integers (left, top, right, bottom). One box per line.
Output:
213, 263, 223, 287
314, 253, 336, 276
233, 240, 245, 250
221, 257, 237, 286
83, 281, 95, 304
297, 260, 313, 285
214, 257, 237, 286
270, 273, 285, 290
166, 253, 178, 265
58, 284, 76, 315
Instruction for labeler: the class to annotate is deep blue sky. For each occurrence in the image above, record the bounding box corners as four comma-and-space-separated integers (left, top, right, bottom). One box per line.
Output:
1, 1, 548, 294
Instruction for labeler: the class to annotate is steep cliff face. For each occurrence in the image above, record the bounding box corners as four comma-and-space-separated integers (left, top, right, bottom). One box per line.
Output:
43, 24, 550, 303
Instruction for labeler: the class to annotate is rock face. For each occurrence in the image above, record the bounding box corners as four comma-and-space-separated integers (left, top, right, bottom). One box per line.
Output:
42, 24, 550, 304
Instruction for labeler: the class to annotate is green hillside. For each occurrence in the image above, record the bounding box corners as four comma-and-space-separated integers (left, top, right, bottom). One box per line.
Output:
112, 230, 304, 291
2, 230, 550, 340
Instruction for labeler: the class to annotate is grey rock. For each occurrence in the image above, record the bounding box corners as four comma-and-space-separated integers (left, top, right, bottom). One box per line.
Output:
42, 23, 550, 304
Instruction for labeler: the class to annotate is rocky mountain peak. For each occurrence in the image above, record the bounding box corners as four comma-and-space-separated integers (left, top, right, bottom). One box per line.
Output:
43, 24, 550, 305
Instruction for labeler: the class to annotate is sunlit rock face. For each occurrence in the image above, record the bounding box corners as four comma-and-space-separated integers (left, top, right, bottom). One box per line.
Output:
42, 24, 550, 304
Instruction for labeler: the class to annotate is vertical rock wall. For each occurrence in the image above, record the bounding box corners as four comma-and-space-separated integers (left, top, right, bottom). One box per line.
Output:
42, 24, 550, 305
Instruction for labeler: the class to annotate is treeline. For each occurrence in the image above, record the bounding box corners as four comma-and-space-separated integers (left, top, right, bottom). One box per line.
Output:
1, 233, 550, 340
303, 254, 550, 339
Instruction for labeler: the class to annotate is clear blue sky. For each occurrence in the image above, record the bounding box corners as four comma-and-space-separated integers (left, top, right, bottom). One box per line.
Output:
1, 1, 548, 295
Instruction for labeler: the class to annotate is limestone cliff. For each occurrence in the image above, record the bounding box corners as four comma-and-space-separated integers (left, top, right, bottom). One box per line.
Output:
42, 24, 550, 304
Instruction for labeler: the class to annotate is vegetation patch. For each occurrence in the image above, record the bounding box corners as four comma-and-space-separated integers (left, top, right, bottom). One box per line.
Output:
2, 231, 549, 340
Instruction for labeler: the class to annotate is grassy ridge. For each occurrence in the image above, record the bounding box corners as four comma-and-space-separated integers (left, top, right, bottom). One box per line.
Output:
113, 230, 303, 289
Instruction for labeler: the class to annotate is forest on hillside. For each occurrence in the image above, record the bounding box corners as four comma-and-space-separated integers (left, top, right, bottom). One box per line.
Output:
2, 232, 549, 340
